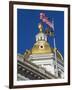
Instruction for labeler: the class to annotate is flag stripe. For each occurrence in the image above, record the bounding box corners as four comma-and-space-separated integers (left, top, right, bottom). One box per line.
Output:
40, 13, 54, 29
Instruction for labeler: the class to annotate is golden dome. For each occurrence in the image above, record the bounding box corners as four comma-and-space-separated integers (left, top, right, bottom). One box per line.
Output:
31, 41, 53, 54
30, 23, 63, 61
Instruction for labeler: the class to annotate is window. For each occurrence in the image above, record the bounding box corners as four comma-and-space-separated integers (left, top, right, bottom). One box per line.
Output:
58, 71, 61, 78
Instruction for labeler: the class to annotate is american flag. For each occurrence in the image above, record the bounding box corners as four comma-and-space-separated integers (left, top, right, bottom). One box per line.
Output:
40, 13, 54, 29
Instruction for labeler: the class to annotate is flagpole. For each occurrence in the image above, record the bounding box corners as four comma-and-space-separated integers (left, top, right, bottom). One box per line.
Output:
52, 19, 58, 77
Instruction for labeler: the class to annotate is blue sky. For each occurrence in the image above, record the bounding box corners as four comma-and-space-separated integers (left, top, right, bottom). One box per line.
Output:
17, 9, 64, 57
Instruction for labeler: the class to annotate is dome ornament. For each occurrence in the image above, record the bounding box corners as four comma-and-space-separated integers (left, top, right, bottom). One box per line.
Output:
38, 23, 43, 32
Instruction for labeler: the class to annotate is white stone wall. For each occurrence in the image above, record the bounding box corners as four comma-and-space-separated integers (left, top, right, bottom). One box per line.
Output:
31, 58, 55, 75
28, 53, 64, 78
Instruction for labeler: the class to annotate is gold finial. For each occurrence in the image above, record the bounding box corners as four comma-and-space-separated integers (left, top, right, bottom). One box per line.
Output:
38, 23, 43, 32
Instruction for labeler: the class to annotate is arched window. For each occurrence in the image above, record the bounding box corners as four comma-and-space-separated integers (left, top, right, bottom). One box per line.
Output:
40, 36, 42, 40
58, 71, 61, 78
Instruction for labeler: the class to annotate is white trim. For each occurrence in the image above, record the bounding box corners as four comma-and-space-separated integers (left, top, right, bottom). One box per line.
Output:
14, 5, 67, 11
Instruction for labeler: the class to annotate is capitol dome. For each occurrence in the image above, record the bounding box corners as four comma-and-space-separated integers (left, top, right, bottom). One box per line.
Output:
31, 23, 53, 54
31, 23, 63, 61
